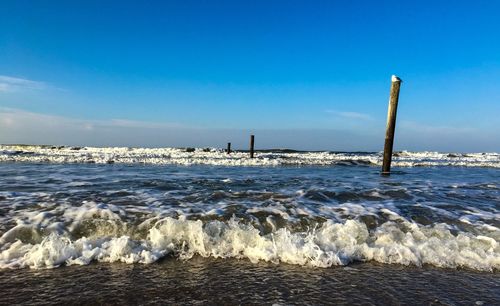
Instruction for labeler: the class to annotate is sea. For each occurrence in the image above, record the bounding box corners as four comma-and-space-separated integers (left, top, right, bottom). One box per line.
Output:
0, 145, 498, 305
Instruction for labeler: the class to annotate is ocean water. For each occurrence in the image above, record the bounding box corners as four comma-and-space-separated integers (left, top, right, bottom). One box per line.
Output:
0, 145, 499, 304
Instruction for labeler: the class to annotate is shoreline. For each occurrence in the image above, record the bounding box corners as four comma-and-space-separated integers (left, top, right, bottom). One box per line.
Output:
0, 257, 497, 305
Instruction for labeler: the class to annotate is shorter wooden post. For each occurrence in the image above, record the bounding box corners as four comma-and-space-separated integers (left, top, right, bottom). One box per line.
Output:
382, 75, 402, 175
250, 135, 255, 158
227, 142, 231, 154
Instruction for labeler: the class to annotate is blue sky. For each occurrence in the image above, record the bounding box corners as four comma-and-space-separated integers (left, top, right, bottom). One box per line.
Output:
1, 1, 499, 151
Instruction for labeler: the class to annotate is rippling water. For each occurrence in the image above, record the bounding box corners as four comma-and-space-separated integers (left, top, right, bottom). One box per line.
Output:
1, 259, 498, 305
0, 154, 499, 303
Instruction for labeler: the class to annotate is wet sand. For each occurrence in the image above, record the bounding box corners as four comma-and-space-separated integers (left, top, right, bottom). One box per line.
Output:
0, 257, 498, 305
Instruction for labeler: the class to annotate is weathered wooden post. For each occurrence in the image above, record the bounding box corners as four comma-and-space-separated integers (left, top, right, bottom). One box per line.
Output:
250, 135, 255, 158
227, 142, 231, 154
382, 75, 402, 175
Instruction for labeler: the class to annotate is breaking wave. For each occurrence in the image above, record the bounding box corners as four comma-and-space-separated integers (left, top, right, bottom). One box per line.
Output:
0, 202, 498, 271
0, 145, 499, 168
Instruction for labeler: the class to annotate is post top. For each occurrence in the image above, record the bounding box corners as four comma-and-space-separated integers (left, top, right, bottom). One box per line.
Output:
391, 75, 402, 83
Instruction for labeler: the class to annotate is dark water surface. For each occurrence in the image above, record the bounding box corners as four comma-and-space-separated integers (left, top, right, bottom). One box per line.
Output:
0, 258, 498, 305
0, 163, 499, 304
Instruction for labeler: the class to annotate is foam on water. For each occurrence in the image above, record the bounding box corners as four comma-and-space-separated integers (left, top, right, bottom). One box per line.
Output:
0, 201, 498, 271
1, 145, 500, 167
0, 160, 498, 272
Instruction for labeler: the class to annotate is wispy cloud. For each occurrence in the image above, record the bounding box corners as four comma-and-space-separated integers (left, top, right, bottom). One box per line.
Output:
0, 107, 380, 150
0, 108, 498, 151
394, 120, 498, 152
326, 110, 373, 121
107, 119, 183, 129
0, 107, 183, 132
399, 120, 477, 134
0, 75, 47, 92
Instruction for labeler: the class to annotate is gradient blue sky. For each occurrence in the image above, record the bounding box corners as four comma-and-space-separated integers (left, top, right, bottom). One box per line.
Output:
1, 0, 499, 151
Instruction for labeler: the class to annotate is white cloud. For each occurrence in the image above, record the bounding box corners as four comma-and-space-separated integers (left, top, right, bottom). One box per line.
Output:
399, 120, 476, 134
394, 120, 499, 152
0, 75, 47, 92
326, 110, 373, 121
0, 108, 182, 131
0, 107, 380, 150
0, 108, 498, 152
107, 119, 182, 129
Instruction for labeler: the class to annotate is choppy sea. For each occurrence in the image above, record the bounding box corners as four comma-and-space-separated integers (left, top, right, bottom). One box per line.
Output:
0, 145, 498, 304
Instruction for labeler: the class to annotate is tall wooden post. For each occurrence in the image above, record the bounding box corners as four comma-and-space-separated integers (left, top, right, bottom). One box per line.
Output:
227, 142, 231, 154
250, 135, 255, 158
382, 75, 402, 175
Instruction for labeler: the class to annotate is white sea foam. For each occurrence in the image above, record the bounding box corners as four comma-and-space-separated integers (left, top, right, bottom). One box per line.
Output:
0, 212, 498, 271
1, 145, 499, 167
0, 156, 498, 271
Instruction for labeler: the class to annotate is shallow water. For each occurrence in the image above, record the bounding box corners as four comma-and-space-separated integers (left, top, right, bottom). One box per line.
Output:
1, 161, 499, 270
0, 155, 499, 303
0, 258, 498, 305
